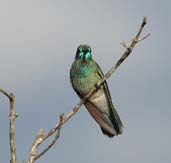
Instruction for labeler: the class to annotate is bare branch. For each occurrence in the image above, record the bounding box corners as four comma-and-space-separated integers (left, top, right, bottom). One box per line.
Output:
27, 114, 64, 163
0, 89, 18, 163
138, 33, 150, 42
0, 89, 13, 101
27, 129, 44, 163
120, 41, 128, 49
27, 16, 149, 162
34, 114, 64, 160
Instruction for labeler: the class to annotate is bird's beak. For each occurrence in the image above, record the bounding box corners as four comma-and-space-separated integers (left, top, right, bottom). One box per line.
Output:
81, 56, 86, 65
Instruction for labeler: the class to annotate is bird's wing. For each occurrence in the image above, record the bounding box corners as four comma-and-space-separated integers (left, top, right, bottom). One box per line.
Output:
85, 101, 117, 137
85, 61, 123, 136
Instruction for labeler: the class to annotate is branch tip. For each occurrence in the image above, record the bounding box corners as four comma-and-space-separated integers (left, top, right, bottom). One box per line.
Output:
142, 16, 147, 26
35, 129, 44, 139
60, 113, 64, 121
139, 33, 151, 42
120, 41, 128, 49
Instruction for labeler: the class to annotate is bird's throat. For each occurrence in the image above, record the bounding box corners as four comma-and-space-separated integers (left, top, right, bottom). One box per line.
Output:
81, 57, 87, 65
80, 66, 90, 76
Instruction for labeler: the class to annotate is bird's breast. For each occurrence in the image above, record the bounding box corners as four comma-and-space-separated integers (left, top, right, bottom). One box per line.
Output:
71, 74, 97, 96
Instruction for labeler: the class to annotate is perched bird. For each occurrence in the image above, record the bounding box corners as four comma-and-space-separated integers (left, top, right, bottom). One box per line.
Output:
70, 44, 123, 137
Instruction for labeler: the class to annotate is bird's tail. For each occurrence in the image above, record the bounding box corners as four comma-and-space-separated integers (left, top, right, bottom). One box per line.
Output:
101, 106, 123, 137
85, 101, 123, 138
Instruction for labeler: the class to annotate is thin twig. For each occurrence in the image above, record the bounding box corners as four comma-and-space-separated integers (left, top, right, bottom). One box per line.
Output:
0, 89, 13, 101
27, 114, 64, 163
139, 33, 151, 42
27, 16, 149, 162
34, 114, 64, 160
27, 129, 44, 163
0, 89, 18, 163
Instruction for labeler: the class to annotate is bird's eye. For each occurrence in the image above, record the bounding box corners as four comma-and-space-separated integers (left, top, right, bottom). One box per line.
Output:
79, 47, 83, 52
85, 52, 91, 59
79, 51, 84, 57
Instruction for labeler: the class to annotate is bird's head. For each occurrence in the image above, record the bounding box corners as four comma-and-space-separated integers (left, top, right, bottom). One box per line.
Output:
75, 44, 92, 64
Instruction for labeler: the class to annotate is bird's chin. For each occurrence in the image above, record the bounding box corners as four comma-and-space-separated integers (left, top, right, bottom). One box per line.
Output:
81, 60, 87, 65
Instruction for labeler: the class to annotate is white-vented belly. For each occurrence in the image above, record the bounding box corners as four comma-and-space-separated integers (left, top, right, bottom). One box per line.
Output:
90, 88, 110, 115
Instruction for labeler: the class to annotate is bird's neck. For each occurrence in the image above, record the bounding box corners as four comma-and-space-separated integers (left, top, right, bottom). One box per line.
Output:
75, 60, 93, 78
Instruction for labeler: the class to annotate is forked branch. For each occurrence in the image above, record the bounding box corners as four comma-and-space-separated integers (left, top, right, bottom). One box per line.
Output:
0, 89, 18, 163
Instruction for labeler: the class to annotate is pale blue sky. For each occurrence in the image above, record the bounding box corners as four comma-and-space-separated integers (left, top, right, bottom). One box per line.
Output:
0, 0, 170, 163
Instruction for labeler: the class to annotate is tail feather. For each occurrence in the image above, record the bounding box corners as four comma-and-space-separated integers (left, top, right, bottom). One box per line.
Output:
85, 101, 117, 137
110, 106, 123, 135
85, 98, 123, 138
100, 108, 123, 138
101, 127, 115, 138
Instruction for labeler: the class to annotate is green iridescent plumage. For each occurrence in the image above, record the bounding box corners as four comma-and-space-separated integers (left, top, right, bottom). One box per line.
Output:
70, 44, 123, 137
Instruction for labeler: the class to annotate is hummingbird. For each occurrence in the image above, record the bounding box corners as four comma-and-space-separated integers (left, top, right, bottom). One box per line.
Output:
70, 44, 123, 137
